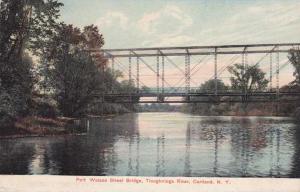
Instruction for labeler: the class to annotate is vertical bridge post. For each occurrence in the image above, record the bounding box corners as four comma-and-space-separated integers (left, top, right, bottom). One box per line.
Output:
156, 52, 160, 95
214, 47, 218, 95
242, 47, 248, 95
136, 56, 140, 93
111, 57, 114, 93
276, 46, 280, 115
270, 52, 273, 91
162, 54, 165, 94
129, 52, 132, 88
185, 49, 190, 94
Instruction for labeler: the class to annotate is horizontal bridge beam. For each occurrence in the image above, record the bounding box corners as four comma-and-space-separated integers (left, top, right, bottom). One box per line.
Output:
101, 50, 295, 58
100, 43, 300, 52
95, 100, 299, 104
96, 92, 300, 98
91, 43, 300, 58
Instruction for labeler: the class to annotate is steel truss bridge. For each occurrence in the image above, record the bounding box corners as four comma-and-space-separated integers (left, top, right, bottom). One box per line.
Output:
91, 43, 300, 103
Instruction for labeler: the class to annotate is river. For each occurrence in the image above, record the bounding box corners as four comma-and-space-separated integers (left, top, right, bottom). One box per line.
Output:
0, 112, 299, 177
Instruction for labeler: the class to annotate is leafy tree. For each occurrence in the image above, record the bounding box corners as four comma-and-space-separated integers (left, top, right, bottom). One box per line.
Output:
198, 79, 228, 92
228, 63, 268, 92
185, 79, 229, 115
228, 63, 269, 114
288, 48, 300, 119
0, 0, 62, 125
42, 24, 106, 117
288, 48, 300, 85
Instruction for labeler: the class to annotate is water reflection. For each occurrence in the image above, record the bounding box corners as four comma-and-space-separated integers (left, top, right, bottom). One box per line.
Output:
0, 113, 299, 177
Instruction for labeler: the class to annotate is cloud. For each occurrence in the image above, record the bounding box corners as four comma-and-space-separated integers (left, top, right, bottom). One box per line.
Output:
136, 4, 194, 46
207, 2, 300, 45
137, 12, 161, 34
96, 11, 129, 30
144, 35, 195, 47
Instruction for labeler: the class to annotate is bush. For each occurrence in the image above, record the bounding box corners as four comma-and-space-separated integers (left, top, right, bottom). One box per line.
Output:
0, 89, 17, 127
294, 107, 300, 121
34, 102, 58, 118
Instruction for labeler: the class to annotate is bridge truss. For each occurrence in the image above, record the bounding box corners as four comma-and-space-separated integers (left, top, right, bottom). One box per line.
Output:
90, 43, 300, 103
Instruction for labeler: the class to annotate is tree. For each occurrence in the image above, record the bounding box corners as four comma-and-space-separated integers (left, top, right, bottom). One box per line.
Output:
228, 63, 268, 92
0, 0, 62, 126
198, 79, 228, 92
42, 24, 106, 117
185, 79, 229, 115
288, 48, 300, 119
288, 48, 300, 85
228, 63, 269, 114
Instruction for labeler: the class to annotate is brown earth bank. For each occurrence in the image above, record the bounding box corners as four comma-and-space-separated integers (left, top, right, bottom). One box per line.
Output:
0, 116, 87, 139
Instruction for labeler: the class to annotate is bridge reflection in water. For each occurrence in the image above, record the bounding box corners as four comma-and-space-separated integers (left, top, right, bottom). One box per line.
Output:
0, 112, 299, 177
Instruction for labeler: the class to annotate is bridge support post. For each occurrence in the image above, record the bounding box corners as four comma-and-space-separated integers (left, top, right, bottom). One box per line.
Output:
162, 55, 165, 94
241, 47, 248, 114
156, 53, 160, 102
242, 47, 248, 94
111, 57, 114, 93
269, 53, 273, 91
136, 57, 140, 93
185, 52, 190, 94
276, 48, 280, 115
214, 48, 218, 95
156, 53, 160, 95
129, 53, 132, 86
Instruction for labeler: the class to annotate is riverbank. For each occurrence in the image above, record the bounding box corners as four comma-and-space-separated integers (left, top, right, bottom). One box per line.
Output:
0, 116, 86, 139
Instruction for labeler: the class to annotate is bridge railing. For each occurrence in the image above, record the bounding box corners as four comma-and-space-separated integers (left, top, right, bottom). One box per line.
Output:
96, 88, 297, 95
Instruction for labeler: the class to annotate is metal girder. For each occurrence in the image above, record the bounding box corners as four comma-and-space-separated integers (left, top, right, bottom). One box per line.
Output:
136, 57, 140, 92
96, 91, 300, 98
214, 48, 218, 94
96, 99, 300, 104
97, 43, 300, 52
95, 43, 300, 58
99, 50, 295, 58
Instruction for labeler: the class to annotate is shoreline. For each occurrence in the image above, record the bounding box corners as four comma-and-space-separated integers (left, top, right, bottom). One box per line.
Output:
0, 132, 87, 140
0, 116, 87, 140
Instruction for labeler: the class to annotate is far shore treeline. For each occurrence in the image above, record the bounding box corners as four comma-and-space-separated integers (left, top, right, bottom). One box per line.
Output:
0, 0, 300, 136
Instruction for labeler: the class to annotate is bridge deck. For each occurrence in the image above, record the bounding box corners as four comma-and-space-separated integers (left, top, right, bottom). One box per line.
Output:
93, 91, 300, 103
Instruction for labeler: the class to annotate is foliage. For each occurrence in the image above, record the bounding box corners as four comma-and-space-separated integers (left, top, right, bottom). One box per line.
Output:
41, 24, 106, 117
198, 79, 228, 92
228, 63, 269, 92
0, 0, 62, 125
0, 53, 35, 124
288, 48, 300, 85
184, 79, 229, 115
138, 103, 180, 112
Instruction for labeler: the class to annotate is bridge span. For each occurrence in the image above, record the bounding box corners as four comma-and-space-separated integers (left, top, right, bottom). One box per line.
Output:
90, 43, 300, 103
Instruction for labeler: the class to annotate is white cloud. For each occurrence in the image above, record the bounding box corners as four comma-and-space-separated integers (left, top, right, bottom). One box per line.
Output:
210, 3, 300, 45
136, 4, 194, 46
137, 12, 161, 34
95, 1, 300, 49
96, 11, 129, 30
144, 35, 195, 47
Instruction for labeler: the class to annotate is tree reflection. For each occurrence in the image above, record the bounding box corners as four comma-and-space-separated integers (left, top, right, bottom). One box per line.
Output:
0, 141, 35, 174
155, 134, 165, 176
186, 119, 226, 176
290, 123, 300, 177
184, 123, 191, 177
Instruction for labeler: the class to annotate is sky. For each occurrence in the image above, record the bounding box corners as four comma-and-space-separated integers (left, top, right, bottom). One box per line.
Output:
59, 0, 300, 87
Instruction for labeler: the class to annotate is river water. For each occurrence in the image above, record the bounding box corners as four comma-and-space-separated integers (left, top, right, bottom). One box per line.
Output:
0, 112, 300, 177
